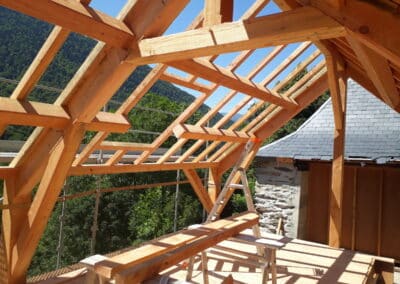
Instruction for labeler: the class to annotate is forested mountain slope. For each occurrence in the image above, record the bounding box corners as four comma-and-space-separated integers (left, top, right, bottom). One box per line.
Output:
0, 7, 215, 141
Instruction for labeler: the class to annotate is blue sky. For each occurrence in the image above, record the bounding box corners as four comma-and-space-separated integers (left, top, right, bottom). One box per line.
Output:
90, 1, 322, 114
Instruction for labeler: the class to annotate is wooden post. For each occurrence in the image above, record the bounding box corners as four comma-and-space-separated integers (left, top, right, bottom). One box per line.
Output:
208, 168, 221, 203
204, 0, 233, 27
1, 178, 31, 284
325, 46, 347, 248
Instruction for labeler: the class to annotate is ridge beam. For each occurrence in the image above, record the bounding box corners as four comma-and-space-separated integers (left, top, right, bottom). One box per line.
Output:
173, 124, 252, 143
127, 7, 345, 64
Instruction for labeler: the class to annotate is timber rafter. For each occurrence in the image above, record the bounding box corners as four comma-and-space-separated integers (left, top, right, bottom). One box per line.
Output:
0, 0, 399, 282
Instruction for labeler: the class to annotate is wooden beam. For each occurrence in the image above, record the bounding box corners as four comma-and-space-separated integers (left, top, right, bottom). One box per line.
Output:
0, 167, 17, 179
325, 48, 347, 248
1, 178, 31, 284
10, 124, 85, 282
183, 169, 213, 212
0, 98, 70, 129
208, 168, 221, 203
135, 91, 214, 164
126, 7, 345, 65
88, 112, 131, 133
113, 212, 259, 283
204, 0, 234, 26
170, 59, 296, 108
173, 124, 252, 144
69, 162, 218, 176
98, 141, 153, 152
217, 71, 328, 174
4, 2, 189, 282
0, 0, 135, 49
261, 41, 311, 86
159, 72, 212, 93
0, 98, 130, 132
347, 36, 400, 112
10, 26, 70, 100
302, 0, 400, 68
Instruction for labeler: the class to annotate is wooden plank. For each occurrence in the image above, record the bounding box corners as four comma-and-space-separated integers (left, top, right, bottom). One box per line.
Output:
170, 59, 296, 108
113, 212, 259, 283
341, 166, 356, 250
355, 167, 381, 255
347, 36, 400, 112
98, 141, 153, 152
173, 124, 251, 143
183, 169, 213, 212
204, 0, 234, 26
307, 163, 331, 244
380, 168, 400, 259
0, 0, 135, 49
69, 162, 218, 176
127, 7, 345, 65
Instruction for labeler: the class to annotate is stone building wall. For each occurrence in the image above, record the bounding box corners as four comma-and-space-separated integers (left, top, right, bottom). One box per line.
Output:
253, 158, 301, 238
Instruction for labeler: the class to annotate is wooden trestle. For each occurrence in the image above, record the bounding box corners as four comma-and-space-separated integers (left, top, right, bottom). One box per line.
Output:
0, 0, 399, 282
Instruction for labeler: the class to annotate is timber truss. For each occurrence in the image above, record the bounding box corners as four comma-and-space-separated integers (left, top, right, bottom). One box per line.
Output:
0, 0, 399, 282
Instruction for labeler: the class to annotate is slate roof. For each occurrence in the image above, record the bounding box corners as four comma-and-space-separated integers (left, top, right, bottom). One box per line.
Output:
257, 79, 400, 164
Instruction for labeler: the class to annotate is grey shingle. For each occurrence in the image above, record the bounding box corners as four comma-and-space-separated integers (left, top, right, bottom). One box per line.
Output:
257, 79, 400, 163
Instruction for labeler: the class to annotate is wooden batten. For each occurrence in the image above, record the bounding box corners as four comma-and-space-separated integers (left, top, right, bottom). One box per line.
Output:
173, 124, 251, 143
98, 141, 153, 152
69, 162, 219, 176
170, 59, 296, 108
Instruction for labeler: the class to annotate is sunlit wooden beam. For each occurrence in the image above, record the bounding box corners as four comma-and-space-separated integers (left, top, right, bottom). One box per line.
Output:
170, 59, 296, 108
0, 0, 136, 48
127, 7, 345, 64
173, 124, 252, 143
69, 161, 218, 176
0, 98, 131, 133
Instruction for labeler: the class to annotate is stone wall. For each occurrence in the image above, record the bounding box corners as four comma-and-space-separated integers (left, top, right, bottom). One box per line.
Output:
253, 158, 301, 238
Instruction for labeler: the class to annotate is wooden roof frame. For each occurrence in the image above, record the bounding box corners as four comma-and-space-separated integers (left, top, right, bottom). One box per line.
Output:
0, 0, 399, 282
